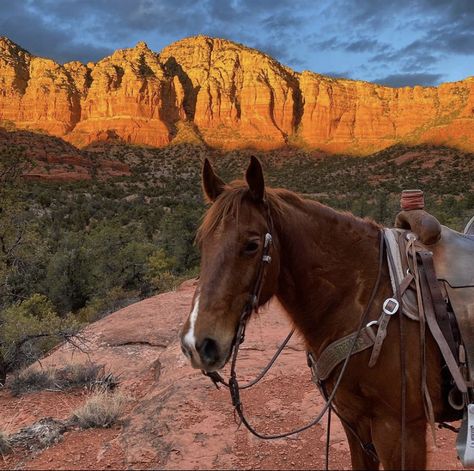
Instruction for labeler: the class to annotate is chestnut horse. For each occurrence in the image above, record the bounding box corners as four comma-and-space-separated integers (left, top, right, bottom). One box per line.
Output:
180, 157, 448, 470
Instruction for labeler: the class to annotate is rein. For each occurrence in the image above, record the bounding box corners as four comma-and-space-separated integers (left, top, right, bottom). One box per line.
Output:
202, 206, 387, 441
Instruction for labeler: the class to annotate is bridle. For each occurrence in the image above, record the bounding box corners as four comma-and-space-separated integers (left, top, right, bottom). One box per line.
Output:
201, 200, 387, 442
202, 200, 285, 391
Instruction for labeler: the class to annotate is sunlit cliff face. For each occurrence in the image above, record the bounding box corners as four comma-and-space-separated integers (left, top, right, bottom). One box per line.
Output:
1, 35, 474, 155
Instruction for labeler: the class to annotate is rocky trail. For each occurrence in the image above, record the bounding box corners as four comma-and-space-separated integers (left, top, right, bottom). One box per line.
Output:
0, 280, 465, 469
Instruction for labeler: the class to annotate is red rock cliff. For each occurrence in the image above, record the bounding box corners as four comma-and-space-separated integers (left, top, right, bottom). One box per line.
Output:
1, 35, 473, 154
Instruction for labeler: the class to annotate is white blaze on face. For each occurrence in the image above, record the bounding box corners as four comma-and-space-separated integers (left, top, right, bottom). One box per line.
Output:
183, 294, 200, 357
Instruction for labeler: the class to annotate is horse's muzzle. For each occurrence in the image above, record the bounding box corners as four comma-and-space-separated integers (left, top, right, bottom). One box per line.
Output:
181, 336, 227, 372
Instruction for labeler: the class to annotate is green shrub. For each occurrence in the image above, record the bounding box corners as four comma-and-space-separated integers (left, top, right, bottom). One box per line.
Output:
76, 287, 139, 323
145, 248, 177, 292
0, 294, 81, 372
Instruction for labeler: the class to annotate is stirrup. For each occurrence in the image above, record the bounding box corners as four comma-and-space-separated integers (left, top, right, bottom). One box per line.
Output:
456, 404, 474, 466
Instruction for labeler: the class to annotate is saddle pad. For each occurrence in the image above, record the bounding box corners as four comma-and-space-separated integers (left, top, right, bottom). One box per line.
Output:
431, 227, 474, 288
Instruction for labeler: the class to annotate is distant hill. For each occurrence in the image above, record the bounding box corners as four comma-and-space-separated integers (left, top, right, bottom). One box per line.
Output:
0, 128, 129, 180
1, 35, 474, 154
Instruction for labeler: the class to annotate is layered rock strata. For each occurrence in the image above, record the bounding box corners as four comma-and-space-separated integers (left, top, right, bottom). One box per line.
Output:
1, 35, 473, 154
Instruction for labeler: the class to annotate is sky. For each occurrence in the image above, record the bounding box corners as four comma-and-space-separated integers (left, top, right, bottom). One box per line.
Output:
1, 0, 473, 87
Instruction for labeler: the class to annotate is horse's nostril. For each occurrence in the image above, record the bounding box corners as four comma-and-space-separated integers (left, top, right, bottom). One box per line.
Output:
199, 337, 219, 365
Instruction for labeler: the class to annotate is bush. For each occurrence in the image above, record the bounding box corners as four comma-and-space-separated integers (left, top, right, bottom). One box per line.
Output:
10, 369, 56, 396
0, 294, 81, 373
145, 249, 178, 292
10, 363, 119, 396
76, 287, 139, 323
72, 389, 127, 428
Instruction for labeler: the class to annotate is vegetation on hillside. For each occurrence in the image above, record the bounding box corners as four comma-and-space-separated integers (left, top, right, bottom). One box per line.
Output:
0, 142, 472, 378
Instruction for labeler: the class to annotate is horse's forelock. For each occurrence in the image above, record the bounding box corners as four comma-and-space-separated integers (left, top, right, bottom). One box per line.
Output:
196, 184, 308, 246
196, 182, 248, 246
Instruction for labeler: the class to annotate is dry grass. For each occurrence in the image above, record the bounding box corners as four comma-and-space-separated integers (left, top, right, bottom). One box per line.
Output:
72, 389, 127, 429
10, 368, 56, 396
0, 431, 11, 455
10, 363, 119, 396
55, 363, 118, 391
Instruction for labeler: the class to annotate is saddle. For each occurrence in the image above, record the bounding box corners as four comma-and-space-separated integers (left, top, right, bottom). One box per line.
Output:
393, 190, 474, 465
395, 190, 474, 406
394, 192, 474, 380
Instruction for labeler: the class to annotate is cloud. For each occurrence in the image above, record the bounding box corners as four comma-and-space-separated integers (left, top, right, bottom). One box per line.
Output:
261, 12, 304, 30
344, 38, 388, 53
312, 35, 390, 54
0, 2, 113, 62
0, 0, 472, 84
374, 72, 443, 87
321, 70, 352, 79
311, 37, 340, 51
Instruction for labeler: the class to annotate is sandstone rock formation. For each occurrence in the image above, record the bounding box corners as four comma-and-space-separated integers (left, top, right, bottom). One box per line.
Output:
1, 35, 473, 154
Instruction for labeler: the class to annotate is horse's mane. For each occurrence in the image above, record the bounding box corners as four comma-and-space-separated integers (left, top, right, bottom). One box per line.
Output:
196, 180, 380, 245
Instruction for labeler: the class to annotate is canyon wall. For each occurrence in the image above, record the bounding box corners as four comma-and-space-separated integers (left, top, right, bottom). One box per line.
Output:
1, 35, 473, 154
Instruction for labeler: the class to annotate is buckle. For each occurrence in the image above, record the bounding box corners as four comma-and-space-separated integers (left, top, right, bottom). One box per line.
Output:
365, 320, 378, 342
383, 298, 399, 315
262, 255, 272, 263
264, 233, 272, 248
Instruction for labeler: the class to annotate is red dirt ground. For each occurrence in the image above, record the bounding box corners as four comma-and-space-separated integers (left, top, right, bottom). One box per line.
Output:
0, 281, 469, 470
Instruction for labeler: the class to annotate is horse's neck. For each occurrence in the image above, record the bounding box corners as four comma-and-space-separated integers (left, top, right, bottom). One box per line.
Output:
274, 199, 383, 354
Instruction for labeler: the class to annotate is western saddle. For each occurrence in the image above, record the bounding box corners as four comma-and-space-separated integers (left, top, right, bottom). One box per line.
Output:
394, 190, 474, 383
392, 190, 474, 464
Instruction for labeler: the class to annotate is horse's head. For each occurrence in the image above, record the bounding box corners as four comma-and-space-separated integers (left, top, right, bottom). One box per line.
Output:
180, 157, 280, 372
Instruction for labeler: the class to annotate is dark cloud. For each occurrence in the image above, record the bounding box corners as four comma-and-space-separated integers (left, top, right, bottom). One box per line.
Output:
0, 0, 472, 84
321, 70, 352, 79
370, 45, 442, 76
401, 53, 440, 72
252, 40, 299, 67
0, 1, 112, 62
238, 0, 306, 14
205, 0, 239, 22
312, 36, 389, 54
335, 0, 474, 55
344, 38, 387, 53
1, 0, 310, 70
261, 13, 304, 30
374, 72, 443, 87
312, 37, 340, 51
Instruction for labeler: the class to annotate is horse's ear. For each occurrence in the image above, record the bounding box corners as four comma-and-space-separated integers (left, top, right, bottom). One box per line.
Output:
245, 156, 265, 202
202, 158, 226, 203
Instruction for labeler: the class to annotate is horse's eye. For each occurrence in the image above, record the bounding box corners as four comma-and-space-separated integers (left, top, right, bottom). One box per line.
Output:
244, 240, 259, 255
